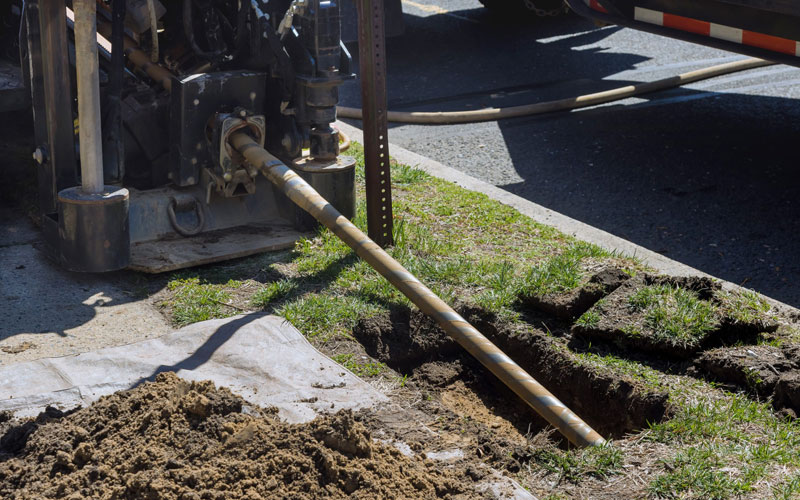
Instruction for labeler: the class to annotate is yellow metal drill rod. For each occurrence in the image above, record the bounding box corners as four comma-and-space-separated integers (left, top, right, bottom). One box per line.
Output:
230, 130, 605, 447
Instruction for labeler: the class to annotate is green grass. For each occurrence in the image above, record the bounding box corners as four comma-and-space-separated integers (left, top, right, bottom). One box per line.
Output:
647, 393, 800, 457
645, 392, 800, 499
331, 353, 387, 377
165, 277, 240, 326
772, 475, 800, 500
521, 241, 611, 298
271, 145, 600, 328
648, 444, 760, 499
531, 443, 623, 483
575, 351, 663, 390
277, 294, 384, 341
251, 279, 298, 308
717, 289, 773, 325
743, 366, 765, 390
392, 163, 431, 185
576, 298, 608, 328
627, 284, 719, 348
575, 309, 601, 328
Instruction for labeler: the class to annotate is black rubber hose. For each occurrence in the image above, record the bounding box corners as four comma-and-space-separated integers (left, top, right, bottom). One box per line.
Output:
182, 0, 225, 62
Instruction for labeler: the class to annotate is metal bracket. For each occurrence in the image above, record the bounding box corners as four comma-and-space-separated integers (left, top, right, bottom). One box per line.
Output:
356, 0, 393, 247
207, 109, 266, 199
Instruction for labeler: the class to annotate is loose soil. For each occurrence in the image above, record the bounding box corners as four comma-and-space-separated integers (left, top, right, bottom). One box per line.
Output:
0, 373, 471, 499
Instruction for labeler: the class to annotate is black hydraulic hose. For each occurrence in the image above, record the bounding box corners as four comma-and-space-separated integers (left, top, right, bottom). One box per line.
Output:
182, 0, 226, 62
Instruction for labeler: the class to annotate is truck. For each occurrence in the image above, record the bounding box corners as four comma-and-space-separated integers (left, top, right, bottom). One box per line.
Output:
567, 0, 800, 67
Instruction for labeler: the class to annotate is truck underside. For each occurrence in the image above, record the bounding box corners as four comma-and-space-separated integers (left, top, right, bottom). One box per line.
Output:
567, 0, 800, 67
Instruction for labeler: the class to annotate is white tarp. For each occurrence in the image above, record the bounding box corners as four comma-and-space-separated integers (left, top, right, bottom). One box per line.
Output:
0, 313, 386, 423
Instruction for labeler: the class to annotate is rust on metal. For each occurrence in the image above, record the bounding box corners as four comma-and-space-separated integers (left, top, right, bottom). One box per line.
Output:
356, 0, 393, 247
230, 130, 606, 448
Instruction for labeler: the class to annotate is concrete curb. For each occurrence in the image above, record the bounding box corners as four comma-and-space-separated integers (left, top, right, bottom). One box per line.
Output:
335, 120, 797, 315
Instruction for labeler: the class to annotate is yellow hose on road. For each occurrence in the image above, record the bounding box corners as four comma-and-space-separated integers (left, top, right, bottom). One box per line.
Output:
337, 57, 772, 124
230, 130, 606, 448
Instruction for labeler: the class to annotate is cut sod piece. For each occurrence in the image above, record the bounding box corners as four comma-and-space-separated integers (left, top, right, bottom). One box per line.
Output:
573, 276, 778, 358
518, 242, 633, 320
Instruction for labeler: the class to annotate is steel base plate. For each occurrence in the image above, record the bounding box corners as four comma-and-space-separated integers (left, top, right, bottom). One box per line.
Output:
129, 222, 305, 273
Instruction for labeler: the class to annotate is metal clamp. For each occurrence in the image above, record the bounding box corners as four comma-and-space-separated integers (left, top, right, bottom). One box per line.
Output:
209, 108, 265, 180
167, 195, 205, 237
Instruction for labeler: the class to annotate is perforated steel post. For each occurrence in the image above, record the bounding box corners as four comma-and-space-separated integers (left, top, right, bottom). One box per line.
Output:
230, 130, 606, 448
356, 0, 393, 247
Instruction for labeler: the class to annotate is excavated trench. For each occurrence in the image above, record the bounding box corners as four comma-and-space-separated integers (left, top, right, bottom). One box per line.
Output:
353, 266, 799, 459
354, 306, 669, 444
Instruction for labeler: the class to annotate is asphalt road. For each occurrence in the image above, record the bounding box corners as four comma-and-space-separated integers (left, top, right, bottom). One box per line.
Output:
339, 0, 800, 307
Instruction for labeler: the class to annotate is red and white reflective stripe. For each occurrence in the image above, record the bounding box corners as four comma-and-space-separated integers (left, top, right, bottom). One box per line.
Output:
582, 1, 800, 57
633, 6, 800, 57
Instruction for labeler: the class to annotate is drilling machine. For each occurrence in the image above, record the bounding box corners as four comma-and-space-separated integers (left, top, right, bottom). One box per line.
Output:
8, 0, 355, 272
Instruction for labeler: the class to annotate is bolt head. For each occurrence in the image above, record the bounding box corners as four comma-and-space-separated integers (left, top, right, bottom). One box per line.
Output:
32, 148, 44, 164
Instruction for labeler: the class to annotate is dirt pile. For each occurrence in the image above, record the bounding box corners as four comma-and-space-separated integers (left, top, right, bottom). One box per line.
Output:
0, 373, 469, 499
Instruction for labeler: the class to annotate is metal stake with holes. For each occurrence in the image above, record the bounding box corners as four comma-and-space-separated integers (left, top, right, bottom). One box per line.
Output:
356, 0, 393, 247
